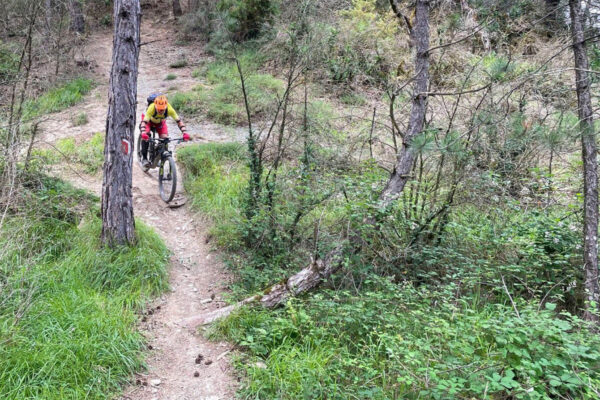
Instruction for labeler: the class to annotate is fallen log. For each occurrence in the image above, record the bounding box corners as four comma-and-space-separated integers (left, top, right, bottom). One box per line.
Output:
180, 248, 345, 327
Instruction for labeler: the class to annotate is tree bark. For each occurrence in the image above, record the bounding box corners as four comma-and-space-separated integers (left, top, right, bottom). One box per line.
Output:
101, 0, 141, 246
181, 248, 345, 327
569, 0, 599, 323
183, 0, 432, 328
173, 0, 183, 17
380, 0, 431, 207
69, 0, 85, 34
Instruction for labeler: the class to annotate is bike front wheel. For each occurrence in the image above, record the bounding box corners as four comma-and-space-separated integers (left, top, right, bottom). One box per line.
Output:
158, 156, 177, 203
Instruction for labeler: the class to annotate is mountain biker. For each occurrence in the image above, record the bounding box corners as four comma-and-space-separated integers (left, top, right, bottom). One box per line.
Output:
140, 94, 190, 168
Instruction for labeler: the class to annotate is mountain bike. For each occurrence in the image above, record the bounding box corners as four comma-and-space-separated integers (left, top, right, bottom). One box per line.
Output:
136, 130, 186, 203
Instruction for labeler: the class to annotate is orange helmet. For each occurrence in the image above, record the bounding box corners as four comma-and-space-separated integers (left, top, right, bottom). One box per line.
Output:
154, 95, 168, 114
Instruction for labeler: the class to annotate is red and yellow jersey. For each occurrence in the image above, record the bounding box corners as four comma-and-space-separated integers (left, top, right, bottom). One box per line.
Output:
143, 103, 180, 124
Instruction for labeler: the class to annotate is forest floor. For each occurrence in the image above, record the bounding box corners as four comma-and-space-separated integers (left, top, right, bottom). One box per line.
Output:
39, 14, 239, 400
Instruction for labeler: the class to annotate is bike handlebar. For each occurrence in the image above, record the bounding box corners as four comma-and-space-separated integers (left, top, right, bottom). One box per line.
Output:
146, 136, 189, 144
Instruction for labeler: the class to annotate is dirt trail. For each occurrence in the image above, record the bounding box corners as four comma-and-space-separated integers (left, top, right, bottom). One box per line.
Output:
41, 15, 238, 400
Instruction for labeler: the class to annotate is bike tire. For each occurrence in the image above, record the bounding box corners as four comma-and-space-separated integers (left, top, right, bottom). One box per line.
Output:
159, 156, 177, 203
136, 133, 143, 164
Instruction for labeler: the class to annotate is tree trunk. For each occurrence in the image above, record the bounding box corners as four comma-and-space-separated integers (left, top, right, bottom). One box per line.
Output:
101, 0, 141, 246
569, 0, 599, 323
173, 0, 183, 17
69, 0, 85, 34
182, 0, 432, 328
380, 0, 431, 207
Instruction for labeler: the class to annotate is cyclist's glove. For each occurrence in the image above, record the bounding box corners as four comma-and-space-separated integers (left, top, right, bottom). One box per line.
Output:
183, 132, 191, 141
141, 132, 150, 141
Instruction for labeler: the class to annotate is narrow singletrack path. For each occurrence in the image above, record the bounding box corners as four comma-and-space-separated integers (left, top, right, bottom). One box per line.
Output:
41, 14, 238, 400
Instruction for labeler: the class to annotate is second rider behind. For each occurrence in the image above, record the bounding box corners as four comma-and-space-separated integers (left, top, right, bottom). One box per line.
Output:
140, 94, 190, 168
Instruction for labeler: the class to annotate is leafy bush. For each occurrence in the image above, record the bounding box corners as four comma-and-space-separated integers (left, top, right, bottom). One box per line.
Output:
0, 175, 169, 399
213, 278, 600, 400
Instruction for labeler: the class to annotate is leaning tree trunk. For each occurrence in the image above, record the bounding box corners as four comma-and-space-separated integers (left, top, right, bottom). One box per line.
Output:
569, 0, 599, 323
182, 0, 432, 328
380, 0, 430, 207
173, 0, 183, 17
101, 0, 141, 246
68, 0, 85, 34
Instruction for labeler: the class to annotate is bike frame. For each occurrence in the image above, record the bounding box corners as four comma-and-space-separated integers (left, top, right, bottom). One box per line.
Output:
146, 131, 185, 169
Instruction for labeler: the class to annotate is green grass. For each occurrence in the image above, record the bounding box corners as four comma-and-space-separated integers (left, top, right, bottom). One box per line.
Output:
169, 59, 188, 69
0, 42, 19, 81
71, 112, 89, 126
212, 279, 600, 400
0, 176, 169, 400
23, 78, 93, 120
174, 50, 282, 126
178, 143, 247, 249
165, 73, 177, 81
34, 132, 105, 174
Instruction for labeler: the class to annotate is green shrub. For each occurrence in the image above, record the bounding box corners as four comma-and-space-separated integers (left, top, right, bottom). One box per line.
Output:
0, 175, 169, 399
169, 59, 188, 69
165, 73, 177, 81
213, 278, 600, 400
71, 112, 89, 126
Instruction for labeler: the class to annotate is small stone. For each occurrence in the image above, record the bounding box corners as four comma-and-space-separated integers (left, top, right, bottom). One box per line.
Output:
194, 371, 200, 377
195, 354, 204, 364
200, 298, 213, 304
254, 361, 267, 369
150, 379, 161, 386
204, 359, 213, 365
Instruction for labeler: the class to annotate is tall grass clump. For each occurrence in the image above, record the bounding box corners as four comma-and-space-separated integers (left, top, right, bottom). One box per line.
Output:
173, 50, 282, 126
178, 142, 247, 249
0, 174, 169, 400
23, 78, 93, 120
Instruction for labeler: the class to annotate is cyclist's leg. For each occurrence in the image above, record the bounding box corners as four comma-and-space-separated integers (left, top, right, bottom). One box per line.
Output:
141, 120, 151, 161
156, 120, 168, 139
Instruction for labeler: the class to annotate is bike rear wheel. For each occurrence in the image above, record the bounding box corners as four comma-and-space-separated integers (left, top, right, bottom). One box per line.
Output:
158, 156, 177, 203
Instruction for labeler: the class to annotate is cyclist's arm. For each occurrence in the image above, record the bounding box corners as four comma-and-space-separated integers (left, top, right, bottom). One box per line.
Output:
168, 104, 187, 132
